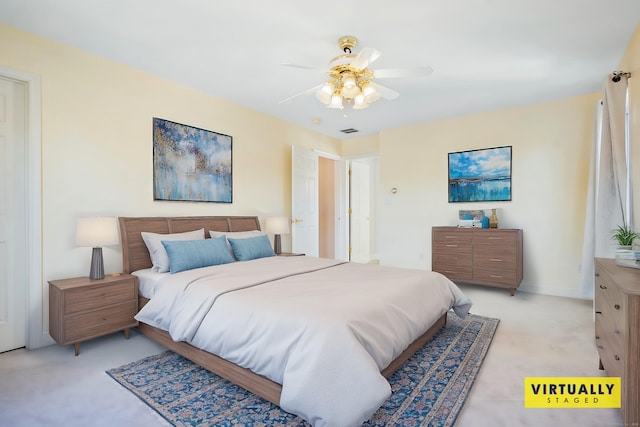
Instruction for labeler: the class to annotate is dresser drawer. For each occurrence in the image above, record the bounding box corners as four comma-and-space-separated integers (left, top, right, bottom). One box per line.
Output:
64, 280, 136, 314
473, 251, 518, 269
432, 228, 472, 246
595, 320, 624, 379
64, 301, 138, 343
472, 268, 518, 285
472, 231, 518, 246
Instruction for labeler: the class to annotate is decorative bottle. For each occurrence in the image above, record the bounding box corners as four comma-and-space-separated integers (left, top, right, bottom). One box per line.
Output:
490, 209, 498, 228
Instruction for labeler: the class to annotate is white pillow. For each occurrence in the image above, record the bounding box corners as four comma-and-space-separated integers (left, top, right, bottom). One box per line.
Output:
209, 230, 264, 239
141, 228, 205, 272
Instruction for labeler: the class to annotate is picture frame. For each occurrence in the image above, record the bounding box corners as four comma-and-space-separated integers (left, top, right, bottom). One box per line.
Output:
153, 118, 232, 203
448, 146, 512, 203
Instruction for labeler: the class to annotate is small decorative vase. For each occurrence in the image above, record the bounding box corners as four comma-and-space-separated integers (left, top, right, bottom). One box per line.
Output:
489, 209, 498, 228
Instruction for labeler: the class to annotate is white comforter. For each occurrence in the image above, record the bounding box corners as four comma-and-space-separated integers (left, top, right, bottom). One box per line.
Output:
135, 256, 472, 427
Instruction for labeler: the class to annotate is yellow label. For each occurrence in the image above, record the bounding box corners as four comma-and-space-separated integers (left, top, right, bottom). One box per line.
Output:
524, 377, 621, 408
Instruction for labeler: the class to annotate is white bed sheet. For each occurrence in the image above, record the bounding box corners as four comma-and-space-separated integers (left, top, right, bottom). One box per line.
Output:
131, 268, 170, 299
135, 256, 472, 427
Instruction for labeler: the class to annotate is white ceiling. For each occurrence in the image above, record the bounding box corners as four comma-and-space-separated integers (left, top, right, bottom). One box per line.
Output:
1, 1, 639, 139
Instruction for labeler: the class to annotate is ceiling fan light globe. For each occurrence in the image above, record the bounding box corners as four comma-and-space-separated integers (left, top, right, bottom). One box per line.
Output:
340, 84, 360, 100
328, 93, 344, 109
353, 95, 369, 109
316, 89, 332, 104
342, 73, 356, 88
364, 92, 380, 103
362, 83, 380, 103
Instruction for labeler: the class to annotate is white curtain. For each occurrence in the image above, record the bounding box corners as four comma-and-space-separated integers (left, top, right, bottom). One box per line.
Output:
580, 74, 631, 299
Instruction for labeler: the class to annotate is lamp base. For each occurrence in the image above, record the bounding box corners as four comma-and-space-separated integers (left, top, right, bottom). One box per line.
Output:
273, 234, 282, 254
89, 247, 105, 280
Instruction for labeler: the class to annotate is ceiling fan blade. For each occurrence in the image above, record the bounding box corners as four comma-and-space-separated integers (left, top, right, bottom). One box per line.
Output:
373, 66, 434, 79
350, 47, 382, 70
278, 84, 323, 104
370, 82, 399, 100
281, 63, 325, 72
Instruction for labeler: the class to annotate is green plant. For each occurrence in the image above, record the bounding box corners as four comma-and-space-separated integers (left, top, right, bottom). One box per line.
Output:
612, 224, 640, 246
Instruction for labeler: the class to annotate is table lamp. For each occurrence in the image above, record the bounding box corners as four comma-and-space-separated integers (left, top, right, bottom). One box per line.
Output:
76, 217, 120, 280
265, 217, 290, 254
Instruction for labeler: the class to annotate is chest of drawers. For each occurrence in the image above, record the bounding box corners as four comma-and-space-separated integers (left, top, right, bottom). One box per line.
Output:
594, 258, 640, 425
49, 274, 138, 356
432, 226, 523, 295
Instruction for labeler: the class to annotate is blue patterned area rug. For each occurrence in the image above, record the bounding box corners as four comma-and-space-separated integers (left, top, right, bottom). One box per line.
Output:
107, 312, 499, 427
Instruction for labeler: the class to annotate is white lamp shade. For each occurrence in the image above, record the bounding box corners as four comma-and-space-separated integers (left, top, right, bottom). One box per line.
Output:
265, 217, 290, 235
328, 93, 344, 109
76, 217, 120, 247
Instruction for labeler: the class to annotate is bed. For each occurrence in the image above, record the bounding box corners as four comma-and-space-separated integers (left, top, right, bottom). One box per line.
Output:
119, 215, 472, 427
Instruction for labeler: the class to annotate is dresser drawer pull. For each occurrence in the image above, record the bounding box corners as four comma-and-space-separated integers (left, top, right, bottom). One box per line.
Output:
599, 284, 607, 290
488, 237, 503, 240
445, 244, 458, 247
490, 275, 504, 278
615, 304, 620, 310
615, 355, 620, 361
595, 273, 600, 277
597, 345, 604, 349
595, 335, 600, 339
595, 311, 602, 314
489, 258, 503, 262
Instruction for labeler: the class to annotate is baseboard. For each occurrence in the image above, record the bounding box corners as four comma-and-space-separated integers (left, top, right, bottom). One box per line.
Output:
518, 283, 592, 300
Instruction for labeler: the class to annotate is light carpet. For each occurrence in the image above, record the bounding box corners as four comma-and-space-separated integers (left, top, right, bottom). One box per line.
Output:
107, 311, 499, 426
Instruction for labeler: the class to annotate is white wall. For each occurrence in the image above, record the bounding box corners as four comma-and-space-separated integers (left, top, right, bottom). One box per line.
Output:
3, 20, 639, 347
376, 94, 600, 298
0, 23, 341, 344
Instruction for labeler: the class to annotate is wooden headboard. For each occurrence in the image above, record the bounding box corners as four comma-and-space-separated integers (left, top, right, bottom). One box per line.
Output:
118, 216, 261, 274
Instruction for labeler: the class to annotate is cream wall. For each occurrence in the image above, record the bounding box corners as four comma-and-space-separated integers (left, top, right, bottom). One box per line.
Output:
1, 23, 340, 343
3, 21, 639, 346
376, 93, 599, 298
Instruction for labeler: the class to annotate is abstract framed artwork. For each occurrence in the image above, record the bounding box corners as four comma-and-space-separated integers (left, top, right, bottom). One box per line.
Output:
153, 118, 232, 203
448, 146, 512, 203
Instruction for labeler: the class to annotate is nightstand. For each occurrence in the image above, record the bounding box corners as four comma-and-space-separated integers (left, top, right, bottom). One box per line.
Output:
277, 252, 305, 256
48, 274, 138, 356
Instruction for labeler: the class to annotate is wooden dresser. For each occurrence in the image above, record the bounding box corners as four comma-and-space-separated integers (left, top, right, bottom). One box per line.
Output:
432, 226, 523, 295
49, 274, 138, 356
594, 258, 640, 425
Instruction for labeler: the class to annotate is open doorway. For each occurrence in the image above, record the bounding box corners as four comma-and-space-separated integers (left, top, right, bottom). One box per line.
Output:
291, 146, 377, 262
348, 156, 378, 263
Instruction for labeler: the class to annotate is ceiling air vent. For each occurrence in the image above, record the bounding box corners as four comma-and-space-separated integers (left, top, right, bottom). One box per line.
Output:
340, 128, 359, 134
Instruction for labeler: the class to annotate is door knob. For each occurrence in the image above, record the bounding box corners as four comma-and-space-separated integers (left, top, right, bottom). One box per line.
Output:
292, 218, 303, 223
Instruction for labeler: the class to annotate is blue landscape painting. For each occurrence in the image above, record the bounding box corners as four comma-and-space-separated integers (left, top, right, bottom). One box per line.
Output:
153, 118, 232, 202
448, 146, 511, 202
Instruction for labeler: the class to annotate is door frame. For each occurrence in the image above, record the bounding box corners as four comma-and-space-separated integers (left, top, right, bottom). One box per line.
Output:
0, 66, 45, 349
313, 149, 348, 261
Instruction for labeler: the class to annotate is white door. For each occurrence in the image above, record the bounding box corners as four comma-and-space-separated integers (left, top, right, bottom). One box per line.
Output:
0, 77, 27, 352
349, 160, 371, 263
291, 146, 319, 256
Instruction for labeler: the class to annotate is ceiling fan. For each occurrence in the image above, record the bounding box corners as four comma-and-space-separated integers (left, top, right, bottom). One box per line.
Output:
279, 35, 433, 110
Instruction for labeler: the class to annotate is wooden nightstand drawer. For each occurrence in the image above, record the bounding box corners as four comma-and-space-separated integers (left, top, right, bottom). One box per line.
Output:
65, 281, 136, 314
49, 274, 138, 356
64, 300, 138, 342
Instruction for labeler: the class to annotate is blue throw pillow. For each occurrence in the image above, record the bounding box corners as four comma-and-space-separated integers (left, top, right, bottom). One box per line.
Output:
228, 234, 276, 261
161, 236, 235, 273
